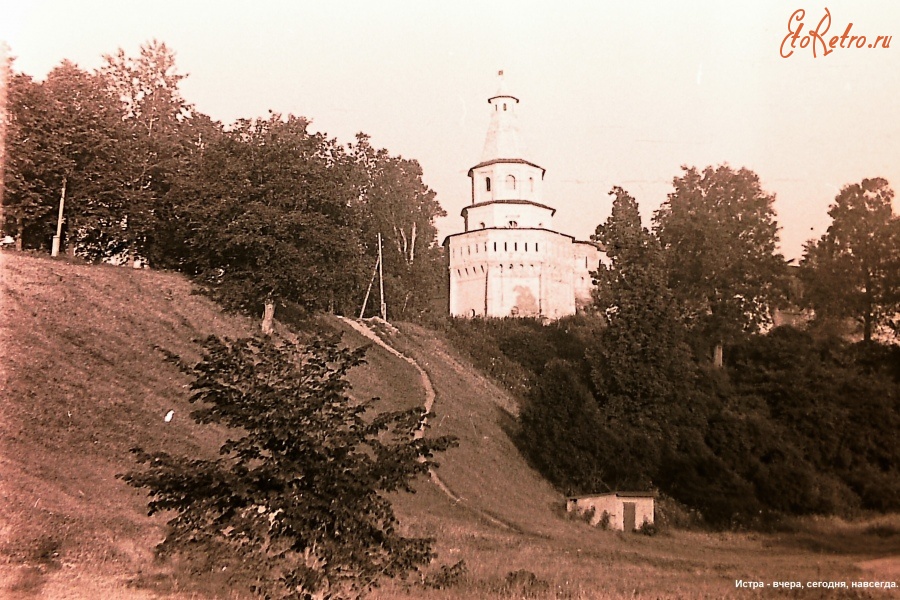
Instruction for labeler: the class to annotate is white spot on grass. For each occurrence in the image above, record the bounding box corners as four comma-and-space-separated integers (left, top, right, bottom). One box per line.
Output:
164, 410, 174, 422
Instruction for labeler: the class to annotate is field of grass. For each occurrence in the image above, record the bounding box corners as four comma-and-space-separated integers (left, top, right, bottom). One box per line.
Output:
1, 251, 898, 598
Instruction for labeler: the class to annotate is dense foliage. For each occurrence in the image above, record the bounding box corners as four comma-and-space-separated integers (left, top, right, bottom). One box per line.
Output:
2, 42, 446, 325
122, 334, 455, 600
161, 114, 368, 317
449, 316, 900, 527
654, 165, 787, 364
590, 187, 697, 432
801, 178, 900, 341
447, 181, 900, 528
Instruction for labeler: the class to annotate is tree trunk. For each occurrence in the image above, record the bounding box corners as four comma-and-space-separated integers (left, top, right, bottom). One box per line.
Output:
712, 342, 724, 368
15, 219, 23, 251
863, 272, 873, 343
261, 300, 275, 335
397, 225, 407, 259
409, 221, 417, 264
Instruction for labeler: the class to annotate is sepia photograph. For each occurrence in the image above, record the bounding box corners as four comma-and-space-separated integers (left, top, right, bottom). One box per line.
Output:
1, 1, 899, 598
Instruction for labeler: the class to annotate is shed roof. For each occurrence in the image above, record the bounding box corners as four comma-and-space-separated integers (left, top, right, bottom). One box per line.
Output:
566, 491, 657, 500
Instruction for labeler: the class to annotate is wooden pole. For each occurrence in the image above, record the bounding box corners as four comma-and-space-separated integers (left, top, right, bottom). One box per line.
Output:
0, 43, 8, 224
51, 177, 67, 257
360, 255, 379, 319
378, 232, 387, 320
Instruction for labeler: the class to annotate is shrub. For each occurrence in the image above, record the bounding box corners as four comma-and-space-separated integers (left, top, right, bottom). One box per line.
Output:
423, 560, 468, 590
121, 334, 456, 600
496, 569, 550, 598
597, 510, 611, 530
638, 520, 657, 536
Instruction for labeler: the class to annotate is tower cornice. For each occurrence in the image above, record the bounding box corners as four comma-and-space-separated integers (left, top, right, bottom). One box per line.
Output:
467, 158, 546, 178
460, 199, 557, 218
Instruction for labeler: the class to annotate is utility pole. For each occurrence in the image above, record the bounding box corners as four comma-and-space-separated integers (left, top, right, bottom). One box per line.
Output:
378, 232, 387, 320
0, 42, 10, 229
51, 178, 67, 257
359, 254, 379, 319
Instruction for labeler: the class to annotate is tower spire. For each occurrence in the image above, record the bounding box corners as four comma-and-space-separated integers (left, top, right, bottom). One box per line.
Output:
481, 70, 523, 162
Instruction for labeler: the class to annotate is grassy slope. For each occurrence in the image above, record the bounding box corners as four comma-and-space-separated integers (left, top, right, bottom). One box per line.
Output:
0, 252, 897, 599
0, 252, 257, 598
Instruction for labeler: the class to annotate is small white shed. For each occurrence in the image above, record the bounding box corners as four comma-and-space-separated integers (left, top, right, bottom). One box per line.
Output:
566, 492, 656, 531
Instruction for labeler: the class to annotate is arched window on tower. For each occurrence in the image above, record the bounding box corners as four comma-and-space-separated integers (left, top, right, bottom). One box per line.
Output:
485, 177, 491, 192
506, 175, 516, 190
503, 103, 507, 111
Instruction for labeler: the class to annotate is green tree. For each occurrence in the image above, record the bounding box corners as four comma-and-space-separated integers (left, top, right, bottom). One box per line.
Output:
2, 71, 60, 249
654, 165, 786, 366
801, 177, 899, 342
0, 44, 10, 217
42, 61, 126, 257
100, 40, 196, 263
2, 62, 122, 252
122, 334, 456, 600
589, 187, 696, 433
349, 134, 446, 319
517, 359, 609, 493
169, 114, 367, 331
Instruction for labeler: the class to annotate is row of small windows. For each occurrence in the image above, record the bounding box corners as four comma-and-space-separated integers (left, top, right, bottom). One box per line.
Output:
484, 176, 535, 192
452, 241, 540, 256
478, 221, 527, 228
456, 263, 536, 277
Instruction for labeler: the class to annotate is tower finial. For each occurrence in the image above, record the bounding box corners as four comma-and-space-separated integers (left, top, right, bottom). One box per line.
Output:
495, 69, 510, 98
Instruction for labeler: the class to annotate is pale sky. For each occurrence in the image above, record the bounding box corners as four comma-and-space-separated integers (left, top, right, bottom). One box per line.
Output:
3, 1, 899, 260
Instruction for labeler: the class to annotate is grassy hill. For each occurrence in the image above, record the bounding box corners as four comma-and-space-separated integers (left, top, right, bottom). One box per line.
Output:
1, 251, 898, 599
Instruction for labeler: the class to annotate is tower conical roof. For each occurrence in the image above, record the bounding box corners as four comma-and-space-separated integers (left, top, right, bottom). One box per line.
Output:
480, 71, 525, 162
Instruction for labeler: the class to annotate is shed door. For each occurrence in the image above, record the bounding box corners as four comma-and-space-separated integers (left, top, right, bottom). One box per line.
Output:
623, 502, 636, 531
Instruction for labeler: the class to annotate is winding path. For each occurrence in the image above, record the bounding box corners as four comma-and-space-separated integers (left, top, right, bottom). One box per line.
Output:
337, 316, 518, 531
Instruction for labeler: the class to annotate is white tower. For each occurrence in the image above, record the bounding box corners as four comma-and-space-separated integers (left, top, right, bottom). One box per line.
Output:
467, 71, 549, 215
443, 72, 602, 320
